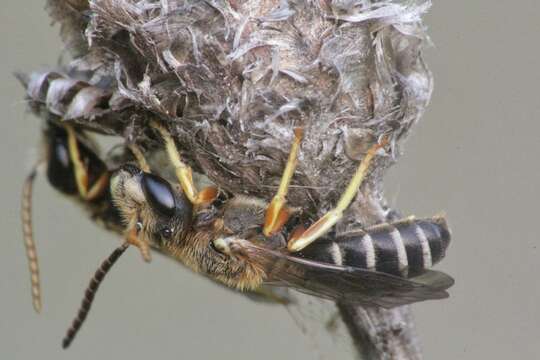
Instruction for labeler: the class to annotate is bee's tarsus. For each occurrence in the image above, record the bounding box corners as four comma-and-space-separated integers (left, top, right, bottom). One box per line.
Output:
128, 143, 151, 173
264, 199, 290, 237
263, 127, 304, 236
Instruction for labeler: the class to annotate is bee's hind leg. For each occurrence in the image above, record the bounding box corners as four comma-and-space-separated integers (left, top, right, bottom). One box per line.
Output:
287, 136, 389, 252
263, 127, 304, 237
150, 121, 217, 206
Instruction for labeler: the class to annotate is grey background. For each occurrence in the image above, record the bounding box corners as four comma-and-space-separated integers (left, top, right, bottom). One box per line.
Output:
2, 2, 539, 359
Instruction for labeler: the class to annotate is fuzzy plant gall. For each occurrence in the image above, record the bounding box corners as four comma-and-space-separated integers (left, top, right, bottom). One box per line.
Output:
21, 1, 437, 359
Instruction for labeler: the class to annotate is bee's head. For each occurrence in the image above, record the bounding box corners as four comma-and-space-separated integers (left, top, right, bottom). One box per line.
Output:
110, 164, 193, 246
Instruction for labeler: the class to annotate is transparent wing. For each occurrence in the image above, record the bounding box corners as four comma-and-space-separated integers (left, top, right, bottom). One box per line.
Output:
233, 240, 454, 308
283, 291, 360, 360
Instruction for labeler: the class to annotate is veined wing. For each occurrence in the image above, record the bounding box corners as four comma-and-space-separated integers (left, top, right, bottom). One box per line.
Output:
232, 239, 454, 308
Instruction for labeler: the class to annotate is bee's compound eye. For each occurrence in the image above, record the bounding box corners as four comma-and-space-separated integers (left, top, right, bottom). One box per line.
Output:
141, 173, 176, 217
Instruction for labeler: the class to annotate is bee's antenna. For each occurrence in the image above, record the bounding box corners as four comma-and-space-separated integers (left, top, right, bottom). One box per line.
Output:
62, 243, 129, 349
21, 165, 41, 313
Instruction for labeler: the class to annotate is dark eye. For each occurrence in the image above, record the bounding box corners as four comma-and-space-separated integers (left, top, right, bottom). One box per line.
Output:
141, 173, 176, 217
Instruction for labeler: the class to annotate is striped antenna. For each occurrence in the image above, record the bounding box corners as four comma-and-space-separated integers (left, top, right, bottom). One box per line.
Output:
21, 165, 41, 313
62, 243, 129, 349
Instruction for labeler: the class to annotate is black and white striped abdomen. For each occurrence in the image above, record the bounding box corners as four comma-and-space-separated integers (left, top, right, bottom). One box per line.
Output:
298, 216, 451, 277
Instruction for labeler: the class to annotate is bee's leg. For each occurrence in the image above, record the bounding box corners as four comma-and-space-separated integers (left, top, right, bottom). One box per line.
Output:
150, 121, 217, 206
65, 124, 90, 198
125, 218, 151, 262
21, 164, 42, 313
64, 124, 109, 201
125, 145, 152, 262
263, 127, 303, 236
287, 136, 389, 252
128, 143, 151, 173
86, 172, 109, 201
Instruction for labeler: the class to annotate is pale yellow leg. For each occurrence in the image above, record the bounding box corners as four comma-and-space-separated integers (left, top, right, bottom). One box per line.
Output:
65, 124, 109, 201
150, 121, 217, 206
85, 172, 109, 201
287, 136, 389, 252
65, 124, 89, 199
128, 143, 151, 173
263, 127, 303, 236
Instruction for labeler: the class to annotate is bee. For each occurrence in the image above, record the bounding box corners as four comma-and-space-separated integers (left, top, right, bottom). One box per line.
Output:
23, 120, 453, 348
107, 123, 453, 308
20, 119, 162, 348
21, 119, 124, 313
110, 165, 453, 305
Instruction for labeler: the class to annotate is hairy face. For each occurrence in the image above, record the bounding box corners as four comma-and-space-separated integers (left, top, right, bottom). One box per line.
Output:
110, 164, 193, 248
110, 165, 267, 289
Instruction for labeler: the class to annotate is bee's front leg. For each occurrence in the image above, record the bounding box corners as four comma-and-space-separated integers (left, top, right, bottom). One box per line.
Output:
150, 120, 217, 206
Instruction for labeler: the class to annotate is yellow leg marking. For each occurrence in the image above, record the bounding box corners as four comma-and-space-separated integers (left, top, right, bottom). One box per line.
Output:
288, 136, 389, 252
128, 144, 151, 173
21, 165, 42, 313
65, 124, 89, 198
66, 124, 110, 201
151, 120, 217, 206
86, 172, 110, 201
264, 127, 303, 236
